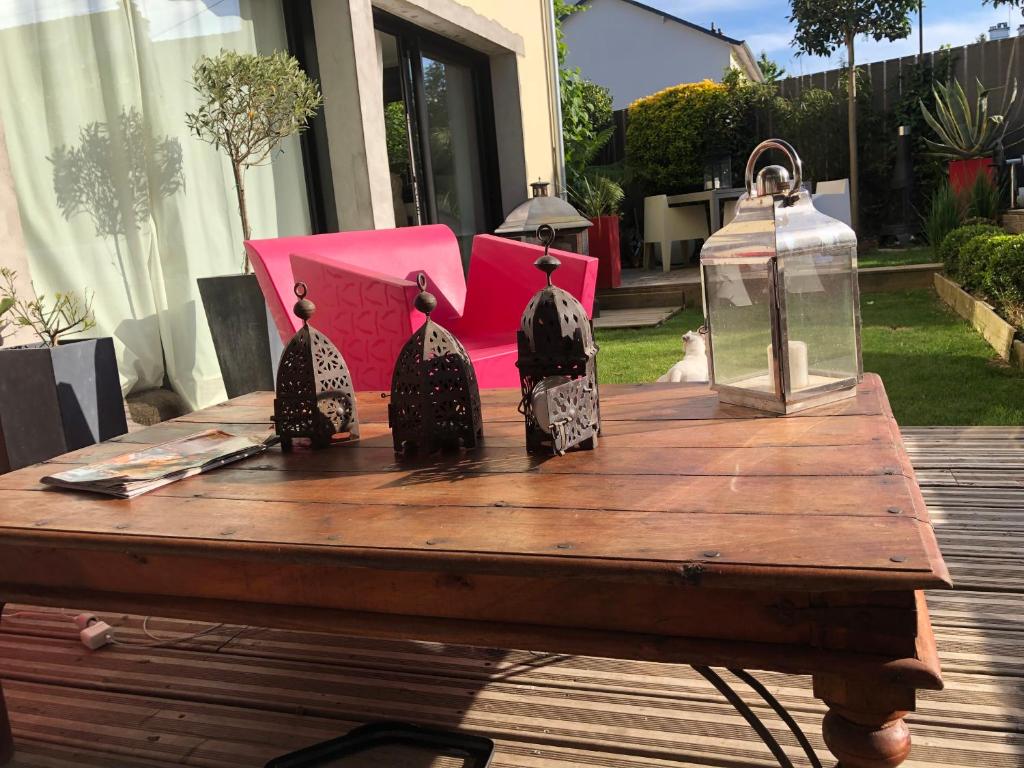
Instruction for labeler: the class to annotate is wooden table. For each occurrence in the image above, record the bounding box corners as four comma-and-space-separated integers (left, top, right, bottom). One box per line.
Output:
0, 375, 949, 767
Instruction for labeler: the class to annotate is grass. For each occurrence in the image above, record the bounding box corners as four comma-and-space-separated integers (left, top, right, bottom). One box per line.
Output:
596, 289, 1024, 425
858, 245, 936, 269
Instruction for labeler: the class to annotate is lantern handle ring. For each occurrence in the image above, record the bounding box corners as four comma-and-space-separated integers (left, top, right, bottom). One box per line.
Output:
744, 139, 802, 198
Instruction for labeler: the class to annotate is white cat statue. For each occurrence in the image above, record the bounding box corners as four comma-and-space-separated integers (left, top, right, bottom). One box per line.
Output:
657, 330, 709, 383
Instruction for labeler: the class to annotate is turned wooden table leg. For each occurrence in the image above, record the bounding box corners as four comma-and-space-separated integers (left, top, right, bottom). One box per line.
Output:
0, 603, 12, 766
814, 674, 915, 768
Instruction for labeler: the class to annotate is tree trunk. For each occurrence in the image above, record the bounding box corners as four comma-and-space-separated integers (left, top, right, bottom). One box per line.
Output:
232, 161, 252, 274
847, 34, 859, 233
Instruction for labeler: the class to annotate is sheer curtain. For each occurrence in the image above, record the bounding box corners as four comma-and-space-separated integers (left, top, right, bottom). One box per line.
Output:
0, 1, 311, 408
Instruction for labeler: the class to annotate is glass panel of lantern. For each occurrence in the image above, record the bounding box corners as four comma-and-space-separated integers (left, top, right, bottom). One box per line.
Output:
699, 140, 862, 414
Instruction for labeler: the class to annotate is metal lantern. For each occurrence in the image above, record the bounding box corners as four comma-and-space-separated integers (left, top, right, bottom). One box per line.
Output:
273, 282, 359, 449
700, 139, 862, 414
495, 181, 592, 254
389, 274, 483, 456
516, 225, 600, 455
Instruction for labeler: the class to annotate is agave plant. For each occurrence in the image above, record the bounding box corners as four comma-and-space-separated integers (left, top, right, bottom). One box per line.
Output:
571, 174, 624, 218
921, 41, 1024, 160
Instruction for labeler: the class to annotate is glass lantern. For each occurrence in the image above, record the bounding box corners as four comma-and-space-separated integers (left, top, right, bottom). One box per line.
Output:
700, 139, 862, 414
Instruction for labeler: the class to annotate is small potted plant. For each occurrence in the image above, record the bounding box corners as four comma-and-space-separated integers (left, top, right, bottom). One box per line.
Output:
573, 174, 624, 290
186, 50, 322, 398
0, 269, 127, 472
921, 68, 1024, 195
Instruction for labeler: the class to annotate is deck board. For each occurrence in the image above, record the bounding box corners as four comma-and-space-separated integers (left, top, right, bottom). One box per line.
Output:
0, 426, 1021, 767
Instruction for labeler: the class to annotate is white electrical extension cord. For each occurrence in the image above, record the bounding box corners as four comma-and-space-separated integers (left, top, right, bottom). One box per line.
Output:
1, 606, 256, 651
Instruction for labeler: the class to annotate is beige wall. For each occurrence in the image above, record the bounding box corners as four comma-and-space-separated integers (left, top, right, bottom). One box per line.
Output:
460, 0, 558, 200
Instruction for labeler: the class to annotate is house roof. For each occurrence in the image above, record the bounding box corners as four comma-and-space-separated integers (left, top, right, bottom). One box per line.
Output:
565, 0, 743, 47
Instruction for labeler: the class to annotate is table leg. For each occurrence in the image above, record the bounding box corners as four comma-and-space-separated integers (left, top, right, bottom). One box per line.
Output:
0, 603, 12, 766
815, 674, 913, 768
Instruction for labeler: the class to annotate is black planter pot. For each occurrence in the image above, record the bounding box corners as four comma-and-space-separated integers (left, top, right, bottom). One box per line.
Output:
198, 273, 274, 399
0, 337, 128, 473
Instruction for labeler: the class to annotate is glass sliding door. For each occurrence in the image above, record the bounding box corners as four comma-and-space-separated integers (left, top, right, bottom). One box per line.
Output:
420, 53, 487, 256
374, 11, 498, 264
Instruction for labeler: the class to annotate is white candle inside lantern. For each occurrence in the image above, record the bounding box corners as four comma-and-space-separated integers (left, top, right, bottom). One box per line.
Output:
768, 340, 809, 390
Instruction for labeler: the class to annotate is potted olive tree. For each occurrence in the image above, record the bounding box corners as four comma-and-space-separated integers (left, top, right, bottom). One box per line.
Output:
0, 269, 127, 472
186, 50, 322, 398
573, 174, 624, 290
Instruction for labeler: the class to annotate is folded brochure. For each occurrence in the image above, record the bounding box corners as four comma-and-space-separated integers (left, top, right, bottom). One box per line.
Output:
41, 429, 273, 498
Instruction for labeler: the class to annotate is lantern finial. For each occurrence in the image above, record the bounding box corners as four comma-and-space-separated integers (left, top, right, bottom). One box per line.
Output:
293, 281, 315, 323
535, 225, 560, 286
413, 273, 437, 316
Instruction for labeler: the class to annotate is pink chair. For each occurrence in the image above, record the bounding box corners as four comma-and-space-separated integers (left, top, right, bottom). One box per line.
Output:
245, 225, 597, 390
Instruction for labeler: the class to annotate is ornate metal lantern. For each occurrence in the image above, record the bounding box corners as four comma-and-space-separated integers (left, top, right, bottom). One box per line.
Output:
389, 274, 483, 455
273, 282, 359, 450
700, 139, 862, 414
516, 225, 600, 455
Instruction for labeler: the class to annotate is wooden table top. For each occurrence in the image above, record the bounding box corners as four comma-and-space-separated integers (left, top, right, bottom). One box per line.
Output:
0, 374, 949, 594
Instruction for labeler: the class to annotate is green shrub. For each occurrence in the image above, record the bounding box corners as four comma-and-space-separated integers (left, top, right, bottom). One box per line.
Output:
983, 235, 1024, 327
959, 233, 1011, 294
626, 80, 734, 193
924, 183, 963, 258
939, 222, 1003, 278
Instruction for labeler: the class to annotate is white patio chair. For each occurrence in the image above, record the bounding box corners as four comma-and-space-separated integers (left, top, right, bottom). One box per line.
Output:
813, 179, 852, 228
643, 194, 709, 273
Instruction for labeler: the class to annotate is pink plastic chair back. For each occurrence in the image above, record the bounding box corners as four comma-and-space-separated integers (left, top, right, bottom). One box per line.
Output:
246, 225, 466, 342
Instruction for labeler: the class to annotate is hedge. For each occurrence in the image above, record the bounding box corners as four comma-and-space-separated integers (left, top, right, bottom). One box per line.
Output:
626, 80, 734, 193
940, 225, 1024, 329
938, 223, 1003, 278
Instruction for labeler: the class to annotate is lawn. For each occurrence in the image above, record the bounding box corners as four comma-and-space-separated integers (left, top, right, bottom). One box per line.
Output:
858, 245, 935, 269
596, 289, 1024, 425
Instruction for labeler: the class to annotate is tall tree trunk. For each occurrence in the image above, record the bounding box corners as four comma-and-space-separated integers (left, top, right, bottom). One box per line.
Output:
232, 161, 252, 273
847, 33, 859, 233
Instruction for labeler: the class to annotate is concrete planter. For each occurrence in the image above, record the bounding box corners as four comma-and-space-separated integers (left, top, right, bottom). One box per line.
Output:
198, 273, 274, 399
0, 338, 127, 472
934, 273, 1018, 360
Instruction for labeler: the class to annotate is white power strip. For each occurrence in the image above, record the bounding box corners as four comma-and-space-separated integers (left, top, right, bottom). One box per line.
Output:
75, 613, 114, 650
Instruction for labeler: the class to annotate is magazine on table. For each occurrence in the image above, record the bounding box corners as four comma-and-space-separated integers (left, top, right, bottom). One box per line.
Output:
41, 429, 276, 499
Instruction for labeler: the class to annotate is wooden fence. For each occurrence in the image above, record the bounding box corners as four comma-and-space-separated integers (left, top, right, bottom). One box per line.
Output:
778, 35, 1024, 117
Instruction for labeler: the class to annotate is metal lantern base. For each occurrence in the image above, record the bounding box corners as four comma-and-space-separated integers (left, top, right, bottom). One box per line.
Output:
716, 384, 858, 415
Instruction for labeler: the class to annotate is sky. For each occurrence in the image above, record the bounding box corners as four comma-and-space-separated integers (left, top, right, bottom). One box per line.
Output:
643, 0, 1023, 75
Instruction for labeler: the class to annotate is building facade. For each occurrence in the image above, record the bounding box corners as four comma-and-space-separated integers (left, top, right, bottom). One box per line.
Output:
562, 0, 761, 110
0, 0, 560, 408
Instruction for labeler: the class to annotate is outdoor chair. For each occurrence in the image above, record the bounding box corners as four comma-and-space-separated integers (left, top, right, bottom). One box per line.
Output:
246, 224, 597, 390
642, 194, 709, 272
812, 179, 852, 228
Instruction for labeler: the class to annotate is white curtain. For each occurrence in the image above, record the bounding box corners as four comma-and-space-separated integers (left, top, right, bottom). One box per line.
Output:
0, 0, 311, 408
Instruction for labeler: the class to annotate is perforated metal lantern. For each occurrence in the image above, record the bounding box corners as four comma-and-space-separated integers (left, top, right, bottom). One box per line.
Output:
516, 225, 600, 455
273, 282, 359, 450
700, 139, 863, 414
389, 274, 483, 456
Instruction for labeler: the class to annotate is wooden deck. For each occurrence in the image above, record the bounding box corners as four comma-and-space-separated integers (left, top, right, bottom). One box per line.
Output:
0, 425, 1020, 767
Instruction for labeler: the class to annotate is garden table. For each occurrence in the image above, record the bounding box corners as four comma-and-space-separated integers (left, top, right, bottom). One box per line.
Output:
0, 374, 949, 767
667, 187, 745, 234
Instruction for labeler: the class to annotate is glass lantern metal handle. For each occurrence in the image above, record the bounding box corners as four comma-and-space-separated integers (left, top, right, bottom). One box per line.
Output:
744, 139, 803, 197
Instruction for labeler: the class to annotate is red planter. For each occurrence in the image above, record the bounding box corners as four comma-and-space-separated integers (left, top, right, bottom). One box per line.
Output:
589, 215, 621, 290
949, 157, 994, 196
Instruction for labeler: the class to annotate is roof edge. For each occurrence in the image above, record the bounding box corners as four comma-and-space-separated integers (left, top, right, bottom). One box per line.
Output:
565, 0, 744, 47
